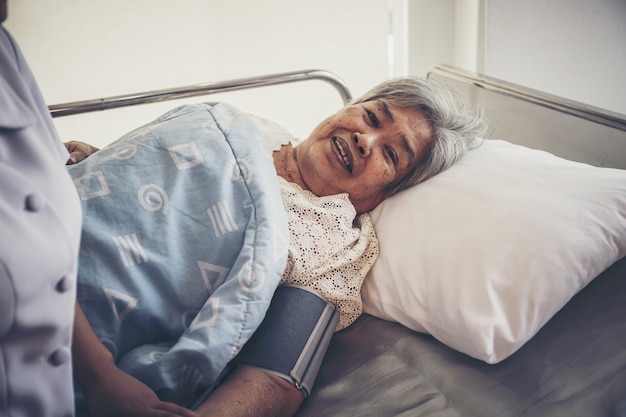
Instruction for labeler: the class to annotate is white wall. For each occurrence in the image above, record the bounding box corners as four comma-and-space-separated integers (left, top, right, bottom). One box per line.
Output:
407, 0, 455, 77
8, 0, 623, 148
406, 0, 481, 77
484, 0, 626, 115
405, 0, 626, 116
4, 0, 389, 147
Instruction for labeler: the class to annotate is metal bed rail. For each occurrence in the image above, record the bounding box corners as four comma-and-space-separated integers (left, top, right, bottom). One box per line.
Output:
428, 64, 626, 132
49, 69, 352, 118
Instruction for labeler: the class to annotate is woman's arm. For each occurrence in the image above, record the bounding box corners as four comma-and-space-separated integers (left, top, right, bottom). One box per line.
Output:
72, 303, 199, 417
194, 366, 304, 417
195, 283, 337, 417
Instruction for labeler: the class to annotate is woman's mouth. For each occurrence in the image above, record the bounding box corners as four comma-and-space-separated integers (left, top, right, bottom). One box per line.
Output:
333, 137, 353, 173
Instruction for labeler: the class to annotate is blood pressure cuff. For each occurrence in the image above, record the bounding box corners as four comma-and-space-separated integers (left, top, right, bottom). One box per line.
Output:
233, 284, 339, 398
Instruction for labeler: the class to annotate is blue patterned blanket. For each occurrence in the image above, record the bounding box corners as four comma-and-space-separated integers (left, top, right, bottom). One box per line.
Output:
68, 103, 289, 408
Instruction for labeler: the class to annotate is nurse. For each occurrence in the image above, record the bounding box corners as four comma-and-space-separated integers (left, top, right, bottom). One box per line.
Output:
0, 1, 83, 416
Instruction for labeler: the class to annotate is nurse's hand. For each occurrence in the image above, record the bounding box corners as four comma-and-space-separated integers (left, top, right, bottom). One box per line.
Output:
82, 364, 200, 417
73, 303, 199, 417
65, 141, 99, 165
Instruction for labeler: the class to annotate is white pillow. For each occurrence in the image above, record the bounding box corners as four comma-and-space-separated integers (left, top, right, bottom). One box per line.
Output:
361, 139, 626, 364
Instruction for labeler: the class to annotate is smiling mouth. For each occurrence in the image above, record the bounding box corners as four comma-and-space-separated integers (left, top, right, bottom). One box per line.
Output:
333, 137, 353, 173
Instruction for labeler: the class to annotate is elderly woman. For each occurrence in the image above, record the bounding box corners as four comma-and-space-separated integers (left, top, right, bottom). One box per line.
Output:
68, 76, 487, 417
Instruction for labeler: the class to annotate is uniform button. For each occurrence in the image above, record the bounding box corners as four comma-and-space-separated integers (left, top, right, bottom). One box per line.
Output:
56, 276, 74, 293
24, 193, 45, 212
48, 347, 71, 366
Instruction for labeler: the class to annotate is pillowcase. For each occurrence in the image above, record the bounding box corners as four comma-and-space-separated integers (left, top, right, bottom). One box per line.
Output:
361, 139, 626, 364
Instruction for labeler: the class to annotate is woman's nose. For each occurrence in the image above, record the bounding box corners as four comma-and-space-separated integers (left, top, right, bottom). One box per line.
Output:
353, 133, 376, 156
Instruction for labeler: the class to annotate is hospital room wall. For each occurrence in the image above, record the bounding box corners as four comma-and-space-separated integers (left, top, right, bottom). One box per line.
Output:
484, 0, 626, 116
6, 1, 624, 148
406, 0, 626, 115
4, 0, 390, 147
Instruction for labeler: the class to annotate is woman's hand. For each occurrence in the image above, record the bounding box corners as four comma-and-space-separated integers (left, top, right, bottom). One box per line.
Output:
82, 365, 200, 417
65, 140, 99, 165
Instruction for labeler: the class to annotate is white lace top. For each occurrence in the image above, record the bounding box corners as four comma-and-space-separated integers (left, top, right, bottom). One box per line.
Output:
252, 116, 379, 330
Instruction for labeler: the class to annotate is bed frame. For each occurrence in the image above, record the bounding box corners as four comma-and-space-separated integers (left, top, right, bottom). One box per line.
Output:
296, 67, 626, 417
51, 66, 626, 417
48, 69, 352, 117
427, 64, 626, 169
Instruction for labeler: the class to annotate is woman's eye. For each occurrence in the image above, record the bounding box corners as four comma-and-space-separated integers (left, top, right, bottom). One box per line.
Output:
366, 110, 379, 127
386, 146, 398, 166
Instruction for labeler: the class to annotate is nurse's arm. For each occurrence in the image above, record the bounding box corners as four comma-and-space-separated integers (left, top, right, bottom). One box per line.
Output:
71, 303, 199, 417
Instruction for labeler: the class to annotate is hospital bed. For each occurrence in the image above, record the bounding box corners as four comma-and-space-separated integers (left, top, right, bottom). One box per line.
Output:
52, 66, 626, 416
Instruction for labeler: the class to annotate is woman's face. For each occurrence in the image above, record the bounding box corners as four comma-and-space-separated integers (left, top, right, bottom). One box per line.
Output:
294, 100, 432, 213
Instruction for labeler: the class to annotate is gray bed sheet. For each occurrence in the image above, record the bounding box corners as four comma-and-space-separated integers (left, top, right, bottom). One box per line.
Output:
297, 256, 626, 417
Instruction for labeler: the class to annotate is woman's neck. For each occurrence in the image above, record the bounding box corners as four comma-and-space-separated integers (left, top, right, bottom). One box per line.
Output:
273, 143, 308, 190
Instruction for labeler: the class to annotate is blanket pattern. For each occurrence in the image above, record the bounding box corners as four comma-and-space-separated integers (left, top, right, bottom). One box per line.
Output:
67, 103, 289, 409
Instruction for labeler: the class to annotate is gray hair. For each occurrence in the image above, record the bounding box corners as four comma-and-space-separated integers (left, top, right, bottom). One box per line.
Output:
352, 76, 489, 197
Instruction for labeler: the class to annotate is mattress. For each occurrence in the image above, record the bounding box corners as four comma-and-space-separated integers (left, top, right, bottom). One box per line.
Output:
298, 256, 626, 417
